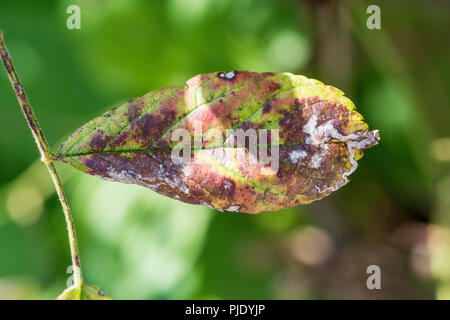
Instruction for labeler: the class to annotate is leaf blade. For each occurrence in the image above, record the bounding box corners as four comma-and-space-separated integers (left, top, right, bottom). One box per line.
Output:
57, 71, 379, 213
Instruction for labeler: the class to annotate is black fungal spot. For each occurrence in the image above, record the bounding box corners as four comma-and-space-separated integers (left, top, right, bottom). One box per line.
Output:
278, 113, 292, 127
262, 101, 272, 114
276, 169, 285, 179
218, 70, 237, 81
220, 178, 235, 198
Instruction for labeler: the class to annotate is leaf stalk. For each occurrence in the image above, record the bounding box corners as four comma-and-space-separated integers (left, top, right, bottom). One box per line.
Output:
0, 30, 83, 288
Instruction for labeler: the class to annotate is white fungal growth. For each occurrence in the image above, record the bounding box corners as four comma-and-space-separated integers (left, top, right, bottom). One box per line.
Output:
219, 70, 236, 80
289, 148, 307, 165
309, 151, 324, 169
303, 110, 379, 194
304, 113, 361, 146
182, 165, 195, 179
109, 164, 191, 194
105, 168, 137, 184
156, 164, 190, 194
341, 130, 379, 183
222, 179, 234, 190
225, 206, 240, 212
136, 173, 163, 191
105, 167, 179, 193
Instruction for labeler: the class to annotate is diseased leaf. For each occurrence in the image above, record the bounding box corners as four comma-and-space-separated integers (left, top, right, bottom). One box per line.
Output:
57, 71, 379, 214
56, 284, 111, 300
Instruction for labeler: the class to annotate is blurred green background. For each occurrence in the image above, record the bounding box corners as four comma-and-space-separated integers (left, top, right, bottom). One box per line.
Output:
0, 0, 449, 299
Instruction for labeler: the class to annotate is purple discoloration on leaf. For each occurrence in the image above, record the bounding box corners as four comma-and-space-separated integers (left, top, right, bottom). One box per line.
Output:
262, 101, 272, 114
89, 130, 112, 152
57, 71, 379, 213
126, 102, 145, 122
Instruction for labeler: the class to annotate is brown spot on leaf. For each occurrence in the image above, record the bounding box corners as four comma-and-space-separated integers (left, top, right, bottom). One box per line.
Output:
127, 102, 144, 122
131, 114, 163, 148
89, 130, 112, 152
220, 178, 235, 198
108, 131, 129, 149
262, 101, 272, 114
